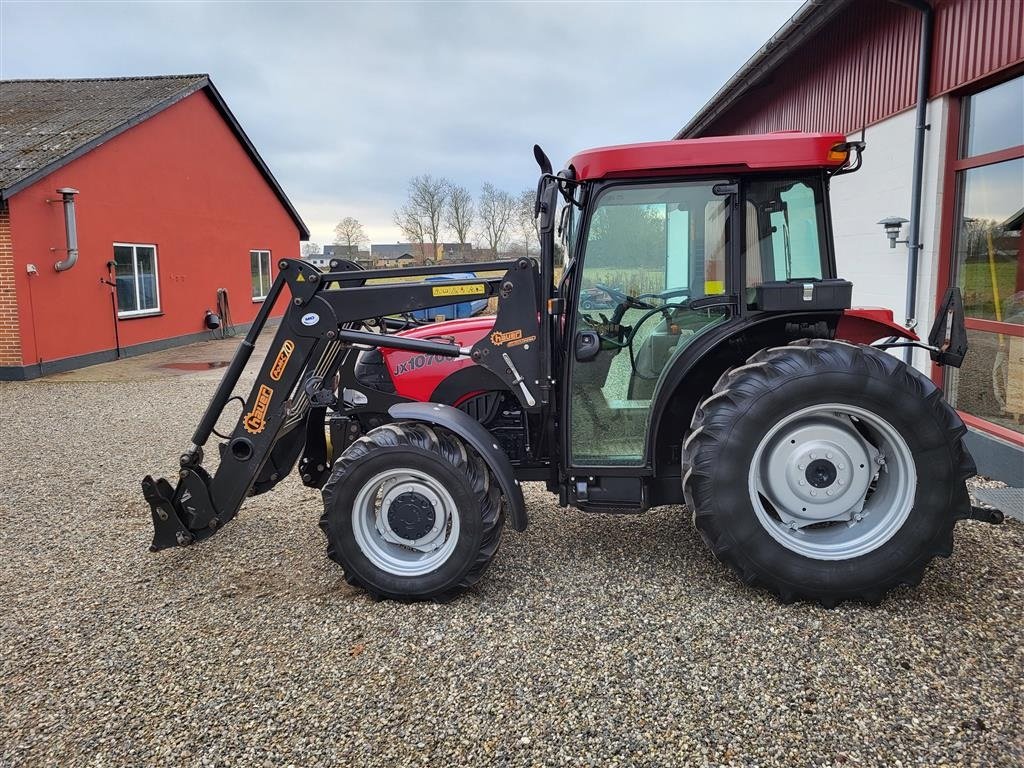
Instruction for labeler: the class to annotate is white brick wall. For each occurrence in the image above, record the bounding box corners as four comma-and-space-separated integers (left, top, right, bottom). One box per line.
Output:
830, 97, 949, 372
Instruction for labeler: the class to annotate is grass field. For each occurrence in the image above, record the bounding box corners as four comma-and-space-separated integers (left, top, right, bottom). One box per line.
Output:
578, 267, 665, 297
959, 260, 1023, 322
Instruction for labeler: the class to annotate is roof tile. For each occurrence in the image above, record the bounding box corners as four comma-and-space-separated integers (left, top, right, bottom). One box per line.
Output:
0, 75, 208, 192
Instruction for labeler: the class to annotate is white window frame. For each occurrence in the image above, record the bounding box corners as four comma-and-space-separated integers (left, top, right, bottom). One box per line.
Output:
250, 249, 273, 302
113, 242, 161, 318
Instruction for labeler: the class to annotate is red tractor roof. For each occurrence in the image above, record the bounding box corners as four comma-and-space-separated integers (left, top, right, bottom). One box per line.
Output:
568, 132, 849, 180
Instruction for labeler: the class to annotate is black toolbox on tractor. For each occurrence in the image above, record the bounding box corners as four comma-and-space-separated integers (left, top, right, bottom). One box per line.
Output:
754, 278, 853, 312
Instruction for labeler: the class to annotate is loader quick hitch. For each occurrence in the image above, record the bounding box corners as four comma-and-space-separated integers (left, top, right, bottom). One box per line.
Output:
142, 475, 193, 550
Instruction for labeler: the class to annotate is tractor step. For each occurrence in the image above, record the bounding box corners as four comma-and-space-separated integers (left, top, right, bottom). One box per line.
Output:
967, 503, 1006, 525
971, 487, 1022, 523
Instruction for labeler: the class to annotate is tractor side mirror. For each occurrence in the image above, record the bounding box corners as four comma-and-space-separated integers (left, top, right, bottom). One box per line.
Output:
574, 330, 601, 362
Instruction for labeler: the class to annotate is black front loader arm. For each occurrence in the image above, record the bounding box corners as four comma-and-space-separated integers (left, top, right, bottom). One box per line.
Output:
143, 257, 542, 551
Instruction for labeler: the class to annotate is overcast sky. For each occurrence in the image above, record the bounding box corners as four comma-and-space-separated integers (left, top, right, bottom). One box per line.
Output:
1, 1, 801, 247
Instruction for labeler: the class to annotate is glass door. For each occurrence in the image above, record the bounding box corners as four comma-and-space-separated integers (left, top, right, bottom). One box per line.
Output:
944, 75, 1024, 439
568, 180, 732, 466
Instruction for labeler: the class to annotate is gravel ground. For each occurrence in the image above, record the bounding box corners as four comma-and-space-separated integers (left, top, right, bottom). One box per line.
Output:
1, 359, 1023, 767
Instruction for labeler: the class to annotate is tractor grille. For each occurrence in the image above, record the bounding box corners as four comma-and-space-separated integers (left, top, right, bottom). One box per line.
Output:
458, 391, 529, 463
354, 349, 396, 394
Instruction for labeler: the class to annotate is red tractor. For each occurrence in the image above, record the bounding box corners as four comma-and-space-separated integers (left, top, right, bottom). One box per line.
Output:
144, 132, 999, 606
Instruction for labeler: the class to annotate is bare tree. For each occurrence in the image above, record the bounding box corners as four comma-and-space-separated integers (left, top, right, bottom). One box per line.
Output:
515, 189, 538, 257
403, 174, 448, 262
478, 183, 516, 255
393, 202, 426, 256
333, 217, 367, 250
301, 241, 321, 258
444, 183, 475, 246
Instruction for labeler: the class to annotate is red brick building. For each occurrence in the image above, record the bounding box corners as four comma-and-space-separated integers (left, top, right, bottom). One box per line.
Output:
0, 75, 308, 379
677, 0, 1023, 483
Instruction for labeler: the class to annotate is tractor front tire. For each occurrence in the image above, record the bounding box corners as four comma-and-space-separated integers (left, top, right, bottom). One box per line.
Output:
682, 339, 975, 606
320, 422, 504, 602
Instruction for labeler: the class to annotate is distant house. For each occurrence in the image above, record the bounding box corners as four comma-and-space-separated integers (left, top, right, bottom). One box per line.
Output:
377, 253, 416, 269
0, 74, 308, 380
437, 242, 474, 262
302, 254, 331, 270
323, 243, 370, 266
324, 244, 363, 258
366, 242, 508, 268
370, 243, 417, 268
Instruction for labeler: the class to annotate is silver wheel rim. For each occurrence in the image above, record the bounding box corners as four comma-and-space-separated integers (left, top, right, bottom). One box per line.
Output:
351, 468, 461, 576
748, 403, 916, 560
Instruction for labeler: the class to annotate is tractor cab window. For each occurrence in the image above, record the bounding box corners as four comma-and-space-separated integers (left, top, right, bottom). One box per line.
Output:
568, 180, 732, 466
744, 178, 828, 299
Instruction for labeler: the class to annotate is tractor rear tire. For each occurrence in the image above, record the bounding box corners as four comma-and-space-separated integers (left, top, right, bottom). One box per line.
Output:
682, 339, 975, 606
320, 421, 504, 602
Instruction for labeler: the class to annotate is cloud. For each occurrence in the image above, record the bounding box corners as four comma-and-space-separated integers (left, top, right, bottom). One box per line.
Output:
1, 0, 801, 245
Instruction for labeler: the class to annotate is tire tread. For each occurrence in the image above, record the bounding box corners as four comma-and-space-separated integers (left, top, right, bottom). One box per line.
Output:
320, 421, 504, 602
682, 339, 974, 607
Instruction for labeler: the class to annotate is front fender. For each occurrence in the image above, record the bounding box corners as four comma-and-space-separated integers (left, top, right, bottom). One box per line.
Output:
388, 402, 528, 532
837, 308, 918, 344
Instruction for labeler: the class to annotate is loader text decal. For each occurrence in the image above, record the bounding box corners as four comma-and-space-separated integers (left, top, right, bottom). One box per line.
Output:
243, 384, 274, 434
269, 340, 295, 381
431, 283, 485, 297
490, 328, 536, 348
393, 353, 451, 376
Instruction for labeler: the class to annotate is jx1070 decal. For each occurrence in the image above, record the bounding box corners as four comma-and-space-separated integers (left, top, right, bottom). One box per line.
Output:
393, 353, 452, 376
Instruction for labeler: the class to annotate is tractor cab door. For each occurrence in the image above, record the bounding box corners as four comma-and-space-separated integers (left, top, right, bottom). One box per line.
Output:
565, 179, 734, 469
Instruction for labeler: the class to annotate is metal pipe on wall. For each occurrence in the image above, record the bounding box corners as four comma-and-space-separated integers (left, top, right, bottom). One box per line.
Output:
892, 0, 934, 362
54, 187, 80, 272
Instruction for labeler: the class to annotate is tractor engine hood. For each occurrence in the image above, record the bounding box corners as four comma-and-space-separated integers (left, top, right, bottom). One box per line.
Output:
378, 316, 499, 402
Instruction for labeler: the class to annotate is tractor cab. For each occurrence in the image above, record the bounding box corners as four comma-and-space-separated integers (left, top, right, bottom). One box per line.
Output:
547, 134, 859, 487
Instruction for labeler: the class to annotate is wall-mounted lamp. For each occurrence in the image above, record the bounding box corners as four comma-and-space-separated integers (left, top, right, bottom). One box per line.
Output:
47, 187, 80, 272
878, 216, 910, 249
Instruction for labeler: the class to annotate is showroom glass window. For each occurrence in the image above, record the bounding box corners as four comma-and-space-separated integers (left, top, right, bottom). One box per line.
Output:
946, 74, 1024, 437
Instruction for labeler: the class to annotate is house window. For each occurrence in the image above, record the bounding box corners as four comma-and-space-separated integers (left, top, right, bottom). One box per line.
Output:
944, 74, 1024, 439
113, 243, 160, 317
250, 250, 272, 301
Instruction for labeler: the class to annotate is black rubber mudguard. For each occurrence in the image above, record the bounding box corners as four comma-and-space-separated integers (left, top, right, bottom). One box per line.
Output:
388, 402, 528, 531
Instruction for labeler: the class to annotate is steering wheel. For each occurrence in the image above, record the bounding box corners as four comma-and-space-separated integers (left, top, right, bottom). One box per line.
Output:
594, 283, 656, 310
581, 286, 694, 366
624, 289, 693, 380
640, 287, 690, 305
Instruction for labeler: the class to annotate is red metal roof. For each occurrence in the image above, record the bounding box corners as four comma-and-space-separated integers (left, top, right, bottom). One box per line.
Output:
931, 0, 1024, 95
568, 132, 848, 180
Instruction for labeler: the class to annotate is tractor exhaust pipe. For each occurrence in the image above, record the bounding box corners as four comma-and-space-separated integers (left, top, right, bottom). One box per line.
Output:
53, 187, 80, 272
